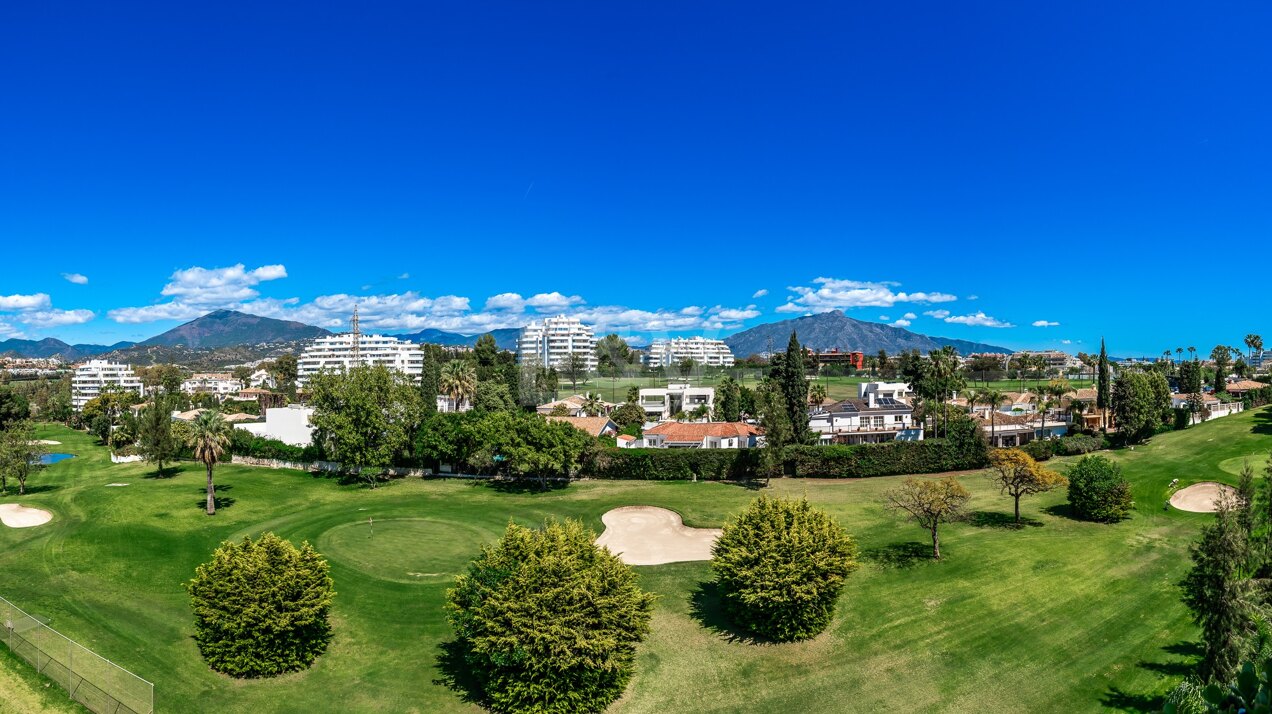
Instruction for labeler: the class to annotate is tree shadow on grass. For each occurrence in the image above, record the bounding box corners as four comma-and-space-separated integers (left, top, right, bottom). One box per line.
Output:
1251, 408, 1272, 436
1100, 686, 1164, 713
720, 479, 768, 491
861, 542, 933, 569
968, 510, 1042, 529
194, 484, 235, 511
688, 581, 771, 645
16, 484, 58, 495
473, 478, 570, 494
1139, 640, 1201, 677
143, 467, 181, 480
433, 640, 488, 709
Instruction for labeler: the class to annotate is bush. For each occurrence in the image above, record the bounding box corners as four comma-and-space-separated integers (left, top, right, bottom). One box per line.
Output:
1066, 455, 1133, 523
1174, 408, 1192, 431
784, 437, 988, 478
711, 495, 858, 641
1055, 434, 1101, 456
592, 448, 760, 480
187, 533, 334, 677
447, 520, 654, 714
228, 430, 324, 462
1021, 439, 1054, 462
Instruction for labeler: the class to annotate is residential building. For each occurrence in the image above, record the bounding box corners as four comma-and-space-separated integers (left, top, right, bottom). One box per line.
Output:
645, 337, 735, 368
247, 369, 276, 389
435, 394, 472, 413
1251, 350, 1272, 370
238, 405, 315, 447
1012, 350, 1081, 371
544, 415, 619, 438
858, 381, 914, 402
809, 394, 922, 445
810, 349, 864, 371
638, 384, 714, 421
181, 373, 243, 399
536, 394, 616, 417
71, 360, 144, 410
633, 421, 760, 449
297, 333, 425, 387
1170, 393, 1244, 425
974, 412, 1069, 448
1227, 380, 1268, 397
516, 315, 597, 371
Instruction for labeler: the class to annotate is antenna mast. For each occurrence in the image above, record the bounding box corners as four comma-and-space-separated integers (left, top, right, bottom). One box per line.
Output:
350, 304, 361, 369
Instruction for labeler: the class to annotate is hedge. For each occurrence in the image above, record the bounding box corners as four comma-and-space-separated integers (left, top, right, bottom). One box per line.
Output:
589, 438, 988, 481
1020, 440, 1053, 462
1054, 434, 1101, 456
229, 431, 325, 463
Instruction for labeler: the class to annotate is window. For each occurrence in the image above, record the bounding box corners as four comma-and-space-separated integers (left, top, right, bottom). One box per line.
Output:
894, 415, 905, 423
873, 416, 885, 428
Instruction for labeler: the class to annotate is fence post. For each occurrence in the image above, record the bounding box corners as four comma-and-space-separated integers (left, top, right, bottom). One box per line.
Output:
68, 639, 73, 695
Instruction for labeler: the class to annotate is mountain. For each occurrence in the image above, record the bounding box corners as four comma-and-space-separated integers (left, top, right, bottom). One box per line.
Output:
138, 309, 331, 349
722, 310, 1011, 357
392, 327, 520, 351
0, 337, 134, 361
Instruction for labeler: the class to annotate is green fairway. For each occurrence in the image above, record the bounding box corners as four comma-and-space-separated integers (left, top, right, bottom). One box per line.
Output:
1, 408, 1269, 712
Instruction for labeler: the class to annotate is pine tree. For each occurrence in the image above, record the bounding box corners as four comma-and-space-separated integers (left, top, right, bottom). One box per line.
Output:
1181, 502, 1255, 683
779, 332, 810, 444
1096, 338, 1111, 431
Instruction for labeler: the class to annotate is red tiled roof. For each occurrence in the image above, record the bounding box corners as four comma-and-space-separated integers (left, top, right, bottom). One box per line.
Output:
545, 416, 616, 436
644, 421, 760, 441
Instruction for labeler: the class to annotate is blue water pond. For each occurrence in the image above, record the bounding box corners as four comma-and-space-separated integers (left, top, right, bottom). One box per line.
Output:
40, 453, 76, 465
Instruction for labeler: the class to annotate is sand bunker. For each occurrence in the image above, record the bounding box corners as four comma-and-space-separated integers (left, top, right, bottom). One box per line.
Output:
594, 506, 721, 566
31, 440, 61, 445
0, 504, 53, 528
1170, 482, 1239, 513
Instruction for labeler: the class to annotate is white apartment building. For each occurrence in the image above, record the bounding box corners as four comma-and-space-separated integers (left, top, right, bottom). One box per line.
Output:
638, 384, 715, 421
297, 334, 425, 387
645, 337, 735, 368
71, 360, 145, 410
181, 373, 243, 399
516, 315, 597, 371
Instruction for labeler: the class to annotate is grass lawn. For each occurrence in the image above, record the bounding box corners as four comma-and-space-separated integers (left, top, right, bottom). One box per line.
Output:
1, 408, 1269, 712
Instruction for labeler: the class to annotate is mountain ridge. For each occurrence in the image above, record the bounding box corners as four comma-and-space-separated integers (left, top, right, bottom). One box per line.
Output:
722, 310, 1010, 357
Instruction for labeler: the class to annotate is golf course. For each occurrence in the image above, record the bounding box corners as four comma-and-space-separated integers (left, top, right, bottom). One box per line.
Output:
2, 407, 1270, 712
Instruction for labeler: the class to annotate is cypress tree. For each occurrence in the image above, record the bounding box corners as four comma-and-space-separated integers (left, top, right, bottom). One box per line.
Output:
1096, 338, 1111, 430
779, 332, 810, 444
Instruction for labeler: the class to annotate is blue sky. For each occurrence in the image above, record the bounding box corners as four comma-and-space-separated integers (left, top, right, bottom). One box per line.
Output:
1, 2, 1269, 355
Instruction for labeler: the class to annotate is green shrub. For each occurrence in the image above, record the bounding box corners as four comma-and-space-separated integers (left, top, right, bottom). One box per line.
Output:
1021, 440, 1054, 462
1056, 435, 1101, 456
592, 448, 760, 480
187, 533, 334, 678
1174, 408, 1193, 431
1066, 455, 1133, 523
711, 495, 858, 642
784, 437, 988, 478
447, 520, 655, 714
228, 430, 323, 462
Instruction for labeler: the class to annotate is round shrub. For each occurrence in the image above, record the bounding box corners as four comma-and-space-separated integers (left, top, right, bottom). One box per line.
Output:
711, 495, 858, 642
1021, 439, 1054, 462
1066, 455, 1134, 523
446, 520, 655, 714
187, 532, 335, 677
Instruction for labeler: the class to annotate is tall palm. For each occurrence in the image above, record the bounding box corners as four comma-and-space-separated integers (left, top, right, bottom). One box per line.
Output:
582, 391, 604, 417
1068, 398, 1088, 428
1245, 334, 1263, 362
439, 360, 477, 411
809, 383, 827, 407
188, 410, 233, 516
980, 389, 1006, 447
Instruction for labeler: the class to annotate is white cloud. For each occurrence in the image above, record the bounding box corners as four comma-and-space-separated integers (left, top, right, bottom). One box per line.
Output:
160, 263, 288, 305
62, 273, 89, 285
923, 309, 950, 319
0, 319, 26, 339
777, 278, 957, 313
524, 292, 585, 310
398, 272, 410, 280
19, 309, 96, 328
967, 295, 979, 301
893, 319, 912, 327
483, 293, 526, 311
0, 293, 52, 310
1061, 339, 1073, 345
944, 312, 1015, 328
108, 302, 208, 324
1032, 320, 1060, 327
903, 312, 917, 320
878, 315, 891, 321
752, 289, 769, 298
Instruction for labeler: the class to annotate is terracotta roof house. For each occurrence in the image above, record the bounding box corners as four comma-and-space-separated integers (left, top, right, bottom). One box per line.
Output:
1227, 380, 1268, 397
536, 394, 616, 417
640, 421, 760, 449
545, 415, 619, 437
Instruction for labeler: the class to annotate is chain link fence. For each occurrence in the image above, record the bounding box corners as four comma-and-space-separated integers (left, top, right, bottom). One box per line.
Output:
1, 595, 153, 714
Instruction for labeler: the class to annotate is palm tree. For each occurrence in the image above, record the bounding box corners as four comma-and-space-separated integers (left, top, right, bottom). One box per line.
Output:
439, 360, 477, 412
809, 383, 827, 408
1068, 398, 1088, 428
979, 389, 1006, 447
1188, 346, 1197, 361
188, 410, 233, 516
1245, 334, 1263, 362
582, 392, 604, 417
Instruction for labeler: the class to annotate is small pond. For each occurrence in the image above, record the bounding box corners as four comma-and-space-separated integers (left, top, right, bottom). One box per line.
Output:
40, 453, 76, 465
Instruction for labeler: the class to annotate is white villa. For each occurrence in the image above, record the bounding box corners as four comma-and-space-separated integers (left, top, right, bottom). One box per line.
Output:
297, 334, 425, 387
239, 405, 315, 447
645, 337, 735, 368
181, 373, 243, 399
516, 315, 597, 371
625, 421, 760, 449
638, 384, 714, 421
1170, 393, 1244, 425
808, 393, 922, 445
857, 381, 914, 402
71, 360, 144, 410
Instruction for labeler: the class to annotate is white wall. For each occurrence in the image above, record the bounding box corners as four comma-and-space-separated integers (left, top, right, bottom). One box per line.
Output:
239, 406, 315, 446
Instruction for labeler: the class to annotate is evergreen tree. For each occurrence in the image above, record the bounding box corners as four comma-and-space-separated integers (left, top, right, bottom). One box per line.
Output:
1181, 502, 1256, 683
716, 375, 741, 422
137, 392, 179, 474
778, 332, 811, 444
1097, 338, 1111, 430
